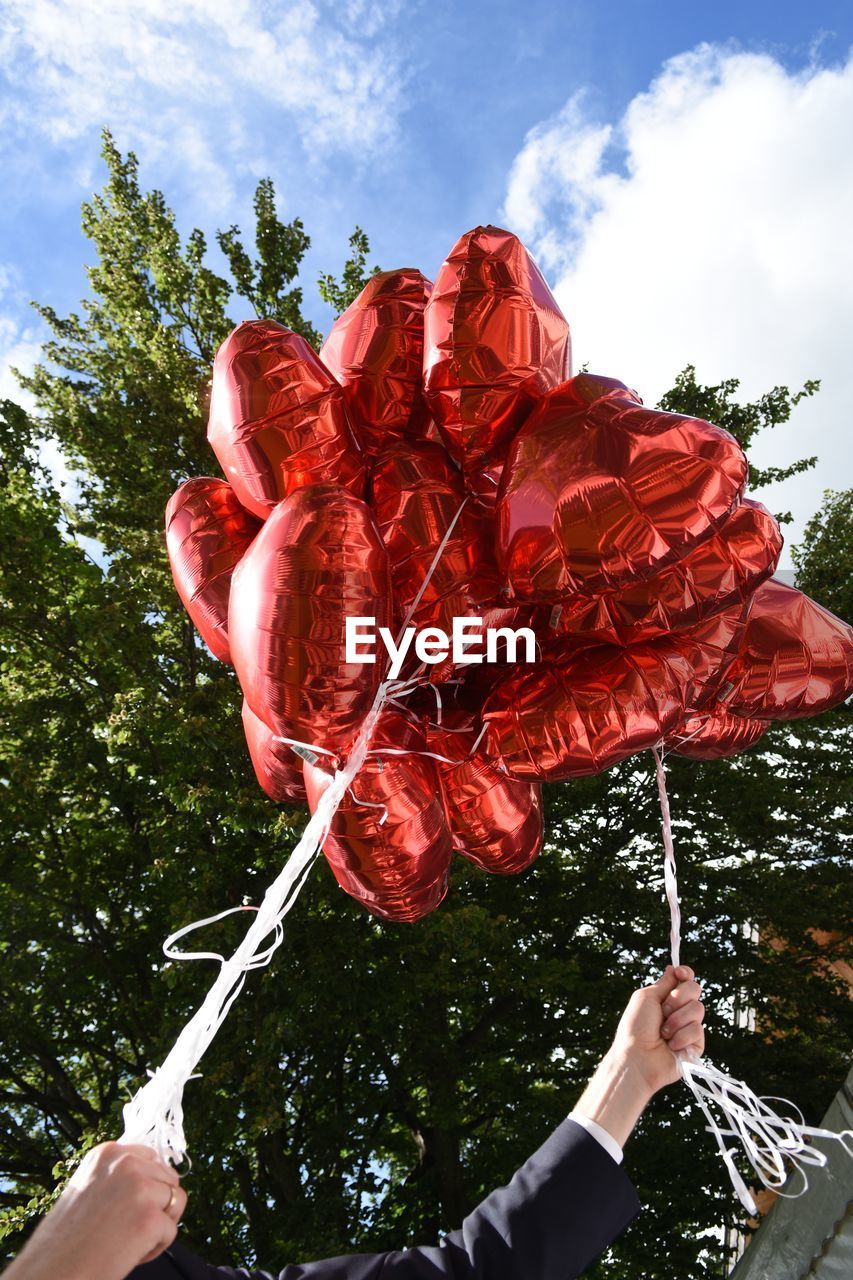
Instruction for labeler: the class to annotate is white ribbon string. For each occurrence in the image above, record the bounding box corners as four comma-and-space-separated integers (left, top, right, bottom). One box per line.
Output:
653, 748, 682, 970
366, 745, 460, 766
348, 786, 389, 825
121, 500, 470, 1164
162, 905, 282, 967
651, 746, 853, 1215
661, 712, 712, 757
271, 735, 339, 766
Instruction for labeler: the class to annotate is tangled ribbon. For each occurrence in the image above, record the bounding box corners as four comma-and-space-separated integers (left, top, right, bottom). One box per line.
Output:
652, 746, 853, 1215
121, 500, 470, 1163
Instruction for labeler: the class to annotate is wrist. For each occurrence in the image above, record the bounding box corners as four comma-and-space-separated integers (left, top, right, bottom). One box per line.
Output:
573, 1048, 655, 1149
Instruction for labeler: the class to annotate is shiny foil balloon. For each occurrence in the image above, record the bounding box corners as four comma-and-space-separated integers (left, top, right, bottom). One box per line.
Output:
723, 579, 853, 719
165, 476, 260, 664
319, 269, 433, 455
426, 711, 542, 874
669, 604, 748, 709
496, 373, 747, 601
552, 500, 782, 647
423, 225, 571, 474
229, 484, 391, 752
464, 439, 512, 514
370, 440, 499, 676
208, 320, 365, 520
481, 641, 690, 781
303, 708, 453, 922
481, 602, 747, 781
665, 705, 768, 760
241, 698, 306, 803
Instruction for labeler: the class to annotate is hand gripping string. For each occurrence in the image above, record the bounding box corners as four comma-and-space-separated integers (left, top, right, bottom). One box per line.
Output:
121, 500, 470, 1165
651, 746, 853, 1215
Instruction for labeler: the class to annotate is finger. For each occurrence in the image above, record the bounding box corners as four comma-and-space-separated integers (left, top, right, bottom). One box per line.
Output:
648, 965, 681, 1003
149, 1162, 182, 1188
115, 1143, 180, 1183
166, 1185, 188, 1222
137, 1215, 180, 1266
662, 999, 704, 1039
156, 1179, 186, 1219
668, 1022, 705, 1054
662, 979, 701, 1018
119, 1151, 181, 1189
674, 965, 694, 983
115, 1141, 161, 1162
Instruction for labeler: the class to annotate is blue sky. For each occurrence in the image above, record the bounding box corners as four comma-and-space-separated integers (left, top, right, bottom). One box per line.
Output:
2, 1, 853, 563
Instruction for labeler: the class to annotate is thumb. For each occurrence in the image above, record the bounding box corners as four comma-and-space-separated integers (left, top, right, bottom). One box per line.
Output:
649, 964, 692, 1004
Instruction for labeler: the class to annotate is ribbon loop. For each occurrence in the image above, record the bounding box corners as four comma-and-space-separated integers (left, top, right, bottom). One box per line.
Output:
652, 747, 852, 1214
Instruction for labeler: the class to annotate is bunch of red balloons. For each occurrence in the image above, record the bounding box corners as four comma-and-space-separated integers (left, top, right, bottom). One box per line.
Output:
166, 226, 853, 923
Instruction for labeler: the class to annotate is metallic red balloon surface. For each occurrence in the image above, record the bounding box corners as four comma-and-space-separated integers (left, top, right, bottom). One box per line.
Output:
481, 600, 746, 782
241, 698, 306, 803
496, 373, 747, 601
465, 439, 511, 514
426, 711, 542, 874
723, 579, 853, 719
481, 641, 691, 781
370, 439, 498, 676
319, 269, 433, 455
552, 500, 782, 646
670, 605, 748, 709
423, 225, 571, 474
229, 484, 391, 752
303, 708, 453, 922
208, 320, 365, 520
666, 705, 768, 760
165, 476, 260, 664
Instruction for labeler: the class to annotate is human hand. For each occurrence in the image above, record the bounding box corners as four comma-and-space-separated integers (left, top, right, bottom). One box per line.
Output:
3, 1141, 187, 1280
611, 964, 705, 1097
572, 965, 705, 1150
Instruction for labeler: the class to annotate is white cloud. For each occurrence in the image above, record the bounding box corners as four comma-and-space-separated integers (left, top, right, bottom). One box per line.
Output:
0, 266, 41, 409
0, 266, 82, 511
503, 44, 853, 564
0, 321, 41, 408
0, 0, 407, 193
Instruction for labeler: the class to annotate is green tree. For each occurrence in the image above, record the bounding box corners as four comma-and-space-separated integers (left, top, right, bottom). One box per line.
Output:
1, 136, 850, 1280
318, 228, 380, 316
792, 488, 852, 617
658, 365, 819, 524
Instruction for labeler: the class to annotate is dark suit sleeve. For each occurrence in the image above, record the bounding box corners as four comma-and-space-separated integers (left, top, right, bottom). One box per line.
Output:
152, 1118, 640, 1280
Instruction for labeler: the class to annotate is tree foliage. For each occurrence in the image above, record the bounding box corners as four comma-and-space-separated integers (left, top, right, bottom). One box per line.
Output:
318, 227, 380, 316
792, 488, 852, 619
0, 137, 850, 1279
658, 365, 819, 523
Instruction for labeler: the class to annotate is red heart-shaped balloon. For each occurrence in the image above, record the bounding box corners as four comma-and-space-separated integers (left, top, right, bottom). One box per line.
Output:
229, 484, 391, 753
208, 320, 365, 520
464, 438, 512, 514
241, 698, 306, 802
320, 268, 433, 456
723, 578, 853, 719
370, 439, 500, 678
552, 499, 781, 646
496, 373, 747, 601
424, 225, 570, 475
665, 705, 767, 760
165, 476, 260, 664
303, 708, 453, 922
481, 602, 745, 781
481, 641, 690, 781
426, 710, 542, 874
